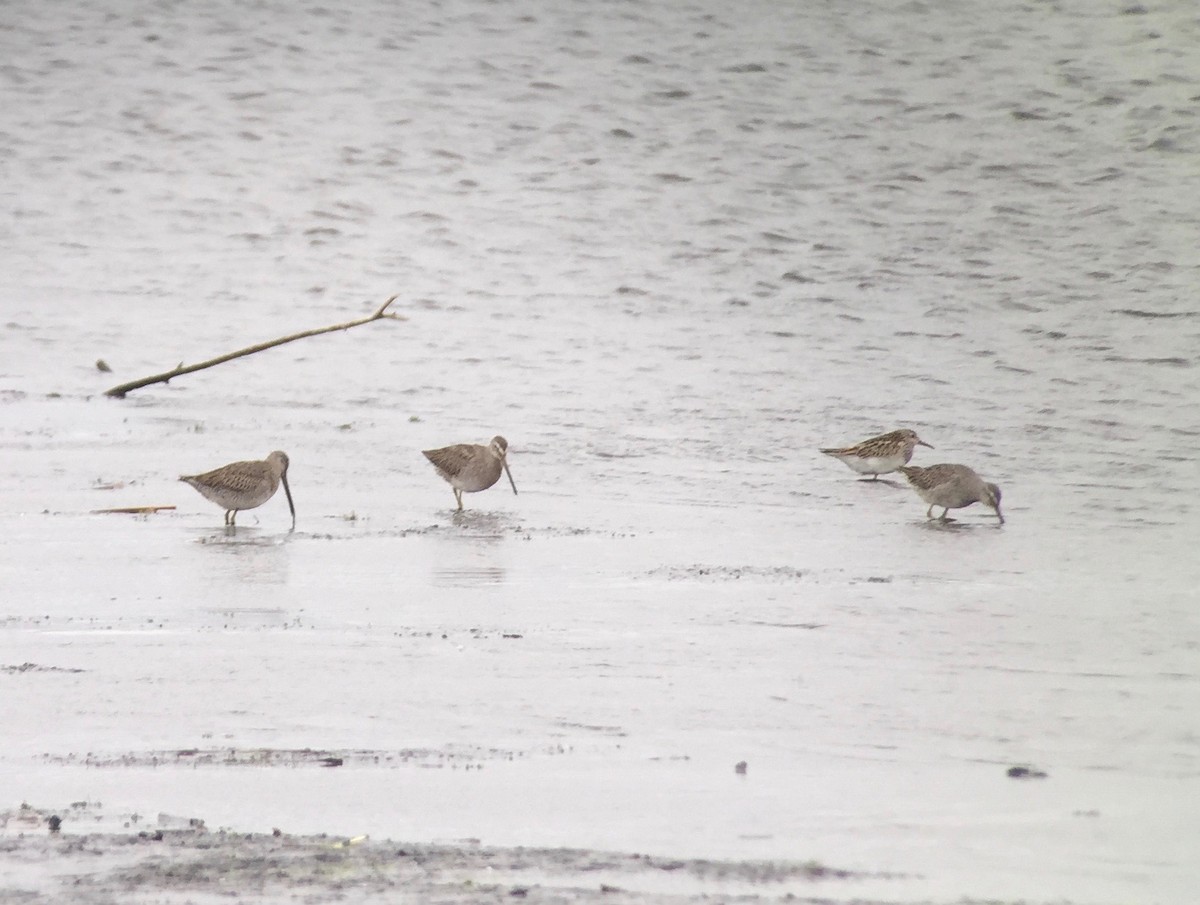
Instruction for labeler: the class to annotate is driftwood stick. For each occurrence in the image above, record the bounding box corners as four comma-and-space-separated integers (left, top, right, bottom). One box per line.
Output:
104, 296, 404, 398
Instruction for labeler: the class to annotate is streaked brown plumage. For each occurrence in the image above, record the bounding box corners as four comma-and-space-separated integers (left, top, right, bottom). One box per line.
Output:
423, 436, 517, 511
820, 428, 933, 479
180, 450, 295, 527
899, 463, 1003, 524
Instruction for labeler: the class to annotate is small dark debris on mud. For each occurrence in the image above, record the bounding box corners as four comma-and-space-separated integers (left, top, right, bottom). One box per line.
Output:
1006, 765, 1049, 780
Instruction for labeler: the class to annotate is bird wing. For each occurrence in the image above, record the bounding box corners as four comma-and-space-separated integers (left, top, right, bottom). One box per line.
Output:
190, 461, 269, 493
903, 464, 957, 489
423, 445, 477, 475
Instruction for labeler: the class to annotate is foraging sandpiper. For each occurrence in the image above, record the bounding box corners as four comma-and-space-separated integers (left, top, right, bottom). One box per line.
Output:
180, 450, 295, 527
820, 428, 933, 479
423, 436, 518, 511
898, 463, 1003, 523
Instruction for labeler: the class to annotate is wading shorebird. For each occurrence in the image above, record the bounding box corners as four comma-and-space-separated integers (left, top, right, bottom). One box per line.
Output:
819, 428, 933, 479
180, 450, 296, 528
898, 463, 1003, 524
423, 435, 518, 511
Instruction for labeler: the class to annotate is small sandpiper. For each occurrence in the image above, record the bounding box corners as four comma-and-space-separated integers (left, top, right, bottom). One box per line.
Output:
180, 450, 296, 527
820, 428, 933, 479
898, 463, 1003, 524
423, 436, 518, 511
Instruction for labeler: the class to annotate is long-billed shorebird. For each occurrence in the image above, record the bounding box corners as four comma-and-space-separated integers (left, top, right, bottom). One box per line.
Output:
180, 450, 296, 527
423, 436, 518, 511
820, 428, 933, 479
898, 463, 1003, 524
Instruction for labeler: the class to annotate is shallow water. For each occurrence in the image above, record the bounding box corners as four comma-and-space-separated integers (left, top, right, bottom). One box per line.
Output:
2, 0, 1199, 902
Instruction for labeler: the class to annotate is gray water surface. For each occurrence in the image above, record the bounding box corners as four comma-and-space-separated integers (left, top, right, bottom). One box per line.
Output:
2, 1, 1198, 902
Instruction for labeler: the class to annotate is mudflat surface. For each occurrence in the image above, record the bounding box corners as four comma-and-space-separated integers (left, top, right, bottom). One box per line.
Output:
2, 804, 888, 905
3, 0, 1199, 903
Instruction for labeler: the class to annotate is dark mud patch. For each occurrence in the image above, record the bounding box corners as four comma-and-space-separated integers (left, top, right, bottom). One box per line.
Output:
300, 521, 635, 541
2, 663, 86, 674
648, 565, 807, 582
0, 804, 896, 905
743, 620, 826, 630
39, 745, 554, 769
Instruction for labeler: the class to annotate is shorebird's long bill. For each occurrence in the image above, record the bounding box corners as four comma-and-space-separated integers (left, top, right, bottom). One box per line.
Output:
994, 505, 1004, 524
503, 460, 518, 496
281, 475, 297, 527
918, 439, 934, 449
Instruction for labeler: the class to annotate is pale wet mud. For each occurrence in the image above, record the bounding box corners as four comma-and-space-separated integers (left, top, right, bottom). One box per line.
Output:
3, 0, 1200, 903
